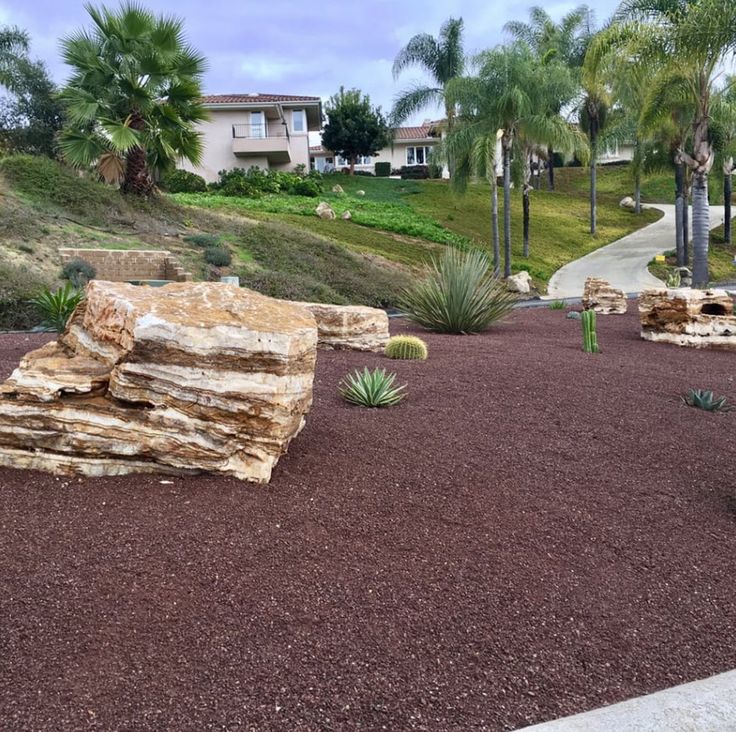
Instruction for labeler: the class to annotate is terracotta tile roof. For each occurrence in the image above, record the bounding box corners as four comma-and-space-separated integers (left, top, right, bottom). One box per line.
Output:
309, 145, 329, 154
202, 93, 321, 105
394, 125, 438, 140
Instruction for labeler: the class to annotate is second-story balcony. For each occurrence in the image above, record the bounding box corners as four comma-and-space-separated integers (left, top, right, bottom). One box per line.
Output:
232, 124, 291, 164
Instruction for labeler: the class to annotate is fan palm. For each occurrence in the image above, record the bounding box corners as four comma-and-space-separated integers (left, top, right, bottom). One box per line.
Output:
609, 0, 736, 285
58, 2, 208, 195
391, 17, 464, 134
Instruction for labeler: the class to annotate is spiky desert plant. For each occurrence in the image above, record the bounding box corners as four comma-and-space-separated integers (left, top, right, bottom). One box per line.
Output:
384, 335, 428, 360
400, 248, 515, 334
665, 269, 681, 288
549, 300, 566, 310
339, 367, 407, 408
581, 309, 600, 353
31, 282, 84, 331
682, 389, 732, 412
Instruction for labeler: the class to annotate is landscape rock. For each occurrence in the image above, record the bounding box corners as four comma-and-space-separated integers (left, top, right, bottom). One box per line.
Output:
506, 271, 533, 294
331, 184, 344, 194
639, 287, 736, 349
315, 201, 336, 220
0, 282, 318, 482
566, 311, 582, 320
341, 210, 352, 220
294, 301, 389, 351
582, 277, 628, 314
356, 190, 365, 197
619, 196, 636, 210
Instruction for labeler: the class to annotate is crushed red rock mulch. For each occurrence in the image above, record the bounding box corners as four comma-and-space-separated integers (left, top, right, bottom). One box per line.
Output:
1, 309, 735, 731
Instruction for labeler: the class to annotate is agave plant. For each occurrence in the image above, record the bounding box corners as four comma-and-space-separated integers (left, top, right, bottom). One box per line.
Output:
400, 248, 515, 334
339, 367, 407, 408
31, 283, 84, 332
681, 389, 732, 413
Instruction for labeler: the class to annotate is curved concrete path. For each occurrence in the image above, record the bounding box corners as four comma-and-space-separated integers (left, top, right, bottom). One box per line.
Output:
547, 205, 730, 298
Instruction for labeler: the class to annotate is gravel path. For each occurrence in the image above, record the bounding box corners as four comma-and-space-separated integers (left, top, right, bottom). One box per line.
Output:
1, 311, 735, 731
547, 205, 730, 298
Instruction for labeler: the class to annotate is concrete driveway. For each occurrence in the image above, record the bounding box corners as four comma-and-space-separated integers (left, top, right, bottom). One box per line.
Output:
547, 205, 731, 298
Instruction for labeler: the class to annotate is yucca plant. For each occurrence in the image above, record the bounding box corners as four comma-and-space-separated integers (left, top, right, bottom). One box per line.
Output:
384, 335, 428, 360
549, 300, 566, 310
31, 283, 84, 331
665, 269, 681, 288
400, 248, 515, 334
681, 389, 732, 412
339, 367, 407, 408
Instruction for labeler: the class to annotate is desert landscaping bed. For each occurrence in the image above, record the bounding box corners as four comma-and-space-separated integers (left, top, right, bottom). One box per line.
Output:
1, 308, 735, 731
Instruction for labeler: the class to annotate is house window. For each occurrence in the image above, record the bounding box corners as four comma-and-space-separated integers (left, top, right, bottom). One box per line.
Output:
292, 109, 305, 133
250, 111, 266, 138
605, 140, 619, 158
407, 146, 433, 165
336, 155, 371, 167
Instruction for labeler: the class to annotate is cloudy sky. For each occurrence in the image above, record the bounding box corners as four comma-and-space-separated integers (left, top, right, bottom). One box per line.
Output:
1, 0, 621, 123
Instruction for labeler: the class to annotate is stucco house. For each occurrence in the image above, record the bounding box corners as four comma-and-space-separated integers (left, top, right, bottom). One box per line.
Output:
181, 93, 323, 182
310, 120, 444, 174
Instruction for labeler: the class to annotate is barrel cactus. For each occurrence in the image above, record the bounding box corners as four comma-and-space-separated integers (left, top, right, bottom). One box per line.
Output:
384, 335, 428, 360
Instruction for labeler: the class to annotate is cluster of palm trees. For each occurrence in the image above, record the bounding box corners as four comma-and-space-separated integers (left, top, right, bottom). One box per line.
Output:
391, 1, 736, 286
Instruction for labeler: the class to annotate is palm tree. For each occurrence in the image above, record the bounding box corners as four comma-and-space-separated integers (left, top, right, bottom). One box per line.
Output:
446, 44, 585, 276
391, 17, 464, 135
504, 5, 594, 189
58, 2, 208, 196
711, 83, 736, 245
611, 0, 736, 285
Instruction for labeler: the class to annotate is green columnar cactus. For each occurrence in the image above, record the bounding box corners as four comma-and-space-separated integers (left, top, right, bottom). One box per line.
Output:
384, 335, 428, 360
581, 309, 600, 353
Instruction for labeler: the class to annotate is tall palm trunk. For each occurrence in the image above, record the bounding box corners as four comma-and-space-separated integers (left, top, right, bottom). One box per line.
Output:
682, 179, 689, 264
523, 184, 531, 257
724, 160, 733, 245
547, 145, 555, 191
589, 129, 597, 235
122, 109, 153, 196
674, 158, 685, 266
633, 138, 641, 214
691, 172, 710, 286
490, 175, 500, 274
502, 135, 512, 278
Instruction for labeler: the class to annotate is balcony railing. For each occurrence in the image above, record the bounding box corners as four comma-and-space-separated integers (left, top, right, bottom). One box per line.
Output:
232, 124, 289, 139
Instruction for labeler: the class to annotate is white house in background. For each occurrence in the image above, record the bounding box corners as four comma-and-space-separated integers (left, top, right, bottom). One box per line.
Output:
310, 120, 444, 174
181, 93, 323, 182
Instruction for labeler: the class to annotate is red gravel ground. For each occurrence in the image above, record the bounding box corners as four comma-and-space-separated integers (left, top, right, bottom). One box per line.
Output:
1, 309, 735, 731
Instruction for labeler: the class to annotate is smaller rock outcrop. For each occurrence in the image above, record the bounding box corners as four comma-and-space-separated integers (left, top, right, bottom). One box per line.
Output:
506, 271, 533, 294
341, 210, 352, 220
295, 302, 389, 351
639, 288, 736, 349
331, 184, 344, 194
315, 201, 336, 220
582, 277, 627, 314
356, 190, 365, 197
619, 196, 636, 210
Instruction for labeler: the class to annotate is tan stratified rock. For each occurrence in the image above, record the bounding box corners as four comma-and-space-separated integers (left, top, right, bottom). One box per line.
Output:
506, 271, 533, 294
638, 287, 736, 349
582, 277, 628, 314
295, 301, 389, 351
0, 282, 318, 482
315, 201, 336, 220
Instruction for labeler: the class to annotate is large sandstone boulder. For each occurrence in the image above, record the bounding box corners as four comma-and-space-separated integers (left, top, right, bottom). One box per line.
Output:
582, 277, 628, 314
619, 196, 636, 210
315, 201, 336, 220
0, 282, 318, 482
639, 287, 736, 349
295, 302, 389, 351
506, 271, 533, 294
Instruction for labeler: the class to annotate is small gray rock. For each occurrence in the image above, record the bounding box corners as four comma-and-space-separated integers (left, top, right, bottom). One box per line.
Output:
566, 311, 582, 320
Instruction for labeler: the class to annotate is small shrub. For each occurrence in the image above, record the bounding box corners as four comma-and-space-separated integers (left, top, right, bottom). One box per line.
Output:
400, 165, 430, 180
339, 367, 407, 407
61, 257, 96, 288
161, 169, 207, 193
204, 246, 232, 267
291, 178, 321, 197
31, 283, 83, 332
384, 335, 428, 360
581, 309, 600, 353
549, 300, 566, 310
400, 249, 515, 334
0, 263, 50, 329
666, 268, 682, 287
18, 243, 34, 254
682, 388, 732, 412
375, 161, 391, 177
184, 233, 220, 248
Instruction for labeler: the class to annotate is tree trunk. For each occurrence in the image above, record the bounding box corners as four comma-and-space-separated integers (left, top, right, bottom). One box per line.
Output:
349, 157, 355, 176
590, 130, 597, 235
502, 139, 512, 278
547, 146, 554, 191
634, 170, 641, 214
724, 169, 732, 245
121, 109, 153, 196
682, 180, 689, 265
523, 185, 530, 257
674, 161, 685, 266
691, 172, 710, 287
491, 177, 500, 275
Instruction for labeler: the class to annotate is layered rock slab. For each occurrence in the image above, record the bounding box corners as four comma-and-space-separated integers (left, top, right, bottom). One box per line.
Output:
639, 287, 736, 349
583, 277, 628, 314
0, 282, 318, 482
295, 302, 389, 351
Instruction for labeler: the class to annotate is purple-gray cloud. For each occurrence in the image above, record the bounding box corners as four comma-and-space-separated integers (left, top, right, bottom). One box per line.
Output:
1, 0, 623, 123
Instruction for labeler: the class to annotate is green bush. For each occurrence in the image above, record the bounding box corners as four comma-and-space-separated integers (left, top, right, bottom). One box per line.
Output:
400, 165, 430, 180
339, 367, 407, 407
291, 178, 321, 197
401, 249, 515, 334
384, 335, 428, 360
212, 166, 324, 198
548, 300, 566, 310
0, 262, 50, 330
61, 257, 96, 287
204, 246, 232, 267
375, 162, 391, 177
161, 169, 207, 193
183, 233, 220, 248
31, 283, 84, 332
